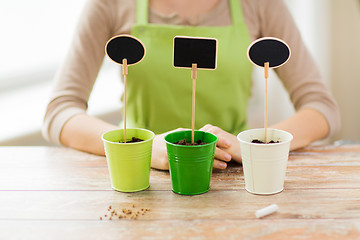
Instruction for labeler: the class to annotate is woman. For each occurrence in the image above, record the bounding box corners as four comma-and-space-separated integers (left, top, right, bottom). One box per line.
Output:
42, 0, 340, 170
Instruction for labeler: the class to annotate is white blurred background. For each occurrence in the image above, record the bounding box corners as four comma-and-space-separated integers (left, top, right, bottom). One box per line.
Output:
0, 0, 122, 145
0, 0, 359, 146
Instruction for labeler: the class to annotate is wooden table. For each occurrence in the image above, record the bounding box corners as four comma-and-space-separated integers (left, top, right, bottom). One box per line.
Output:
0, 145, 360, 239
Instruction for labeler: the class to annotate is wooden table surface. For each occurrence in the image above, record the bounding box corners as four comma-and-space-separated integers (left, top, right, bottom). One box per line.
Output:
0, 145, 360, 239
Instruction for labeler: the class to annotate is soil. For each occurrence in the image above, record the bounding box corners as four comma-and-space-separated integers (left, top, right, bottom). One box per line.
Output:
119, 137, 144, 143
251, 139, 280, 144
175, 139, 207, 146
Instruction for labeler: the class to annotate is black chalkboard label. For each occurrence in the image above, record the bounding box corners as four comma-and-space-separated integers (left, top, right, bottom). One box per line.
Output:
173, 36, 218, 69
105, 35, 146, 65
247, 37, 290, 68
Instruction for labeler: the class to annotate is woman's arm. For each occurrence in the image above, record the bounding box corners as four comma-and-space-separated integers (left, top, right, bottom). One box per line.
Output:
240, 0, 340, 151
59, 116, 234, 170
60, 114, 118, 155
200, 108, 329, 166
270, 108, 329, 150
42, 0, 135, 146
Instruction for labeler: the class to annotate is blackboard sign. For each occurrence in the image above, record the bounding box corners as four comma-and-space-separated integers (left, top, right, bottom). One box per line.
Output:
247, 37, 290, 68
173, 36, 218, 69
247, 37, 291, 143
105, 34, 146, 143
105, 35, 146, 65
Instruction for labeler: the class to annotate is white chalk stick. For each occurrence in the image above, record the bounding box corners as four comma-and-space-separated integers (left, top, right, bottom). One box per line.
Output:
255, 204, 279, 218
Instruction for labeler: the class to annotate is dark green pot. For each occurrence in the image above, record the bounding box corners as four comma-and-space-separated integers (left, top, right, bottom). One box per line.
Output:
164, 130, 218, 195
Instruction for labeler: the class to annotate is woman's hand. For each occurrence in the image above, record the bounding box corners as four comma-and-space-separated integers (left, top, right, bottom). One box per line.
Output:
151, 128, 186, 170
200, 124, 242, 169
151, 126, 242, 171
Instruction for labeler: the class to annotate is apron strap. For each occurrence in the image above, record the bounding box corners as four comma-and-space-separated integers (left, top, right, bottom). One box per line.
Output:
229, 0, 245, 27
136, 0, 149, 25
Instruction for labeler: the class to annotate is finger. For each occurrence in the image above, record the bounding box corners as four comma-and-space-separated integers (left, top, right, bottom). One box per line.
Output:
213, 159, 227, 169
164, 128, 187, 135
215, 147, 232, 162
216, 137, 232, 149
199, 124, 213, 132
199, 125, 231, 148
203, 125, 220, 135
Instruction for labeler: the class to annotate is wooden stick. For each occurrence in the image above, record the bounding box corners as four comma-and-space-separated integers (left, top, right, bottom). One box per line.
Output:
122, 58, 128, 143
191, 63, 197, 144
264, 62, 269, 143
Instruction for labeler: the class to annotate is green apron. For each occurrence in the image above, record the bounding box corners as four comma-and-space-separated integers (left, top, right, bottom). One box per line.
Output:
126, 0, 252, 135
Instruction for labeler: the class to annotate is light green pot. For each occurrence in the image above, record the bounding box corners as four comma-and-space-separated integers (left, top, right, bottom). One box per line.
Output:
102, 128, 155, 192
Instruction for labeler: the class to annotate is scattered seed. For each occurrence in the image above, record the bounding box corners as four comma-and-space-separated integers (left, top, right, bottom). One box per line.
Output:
100, 205, 151, 220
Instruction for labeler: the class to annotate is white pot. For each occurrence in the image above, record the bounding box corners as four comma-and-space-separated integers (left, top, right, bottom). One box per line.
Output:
237, 128, 293, 195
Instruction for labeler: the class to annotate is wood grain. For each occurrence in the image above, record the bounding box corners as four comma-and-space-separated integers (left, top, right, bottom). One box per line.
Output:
1, 220, 359, 240
1, 146, 360, 190
0, 146, 360, 239
0, 189, 360, 220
